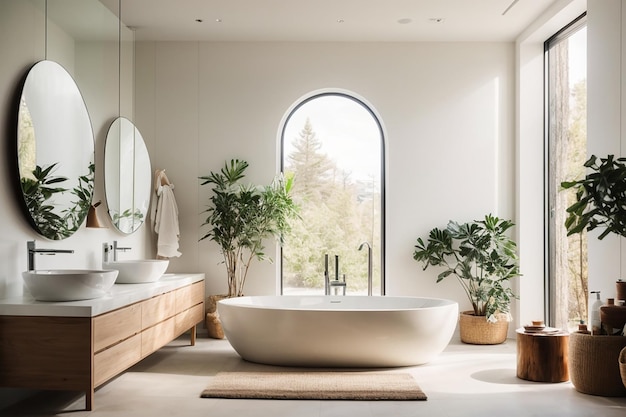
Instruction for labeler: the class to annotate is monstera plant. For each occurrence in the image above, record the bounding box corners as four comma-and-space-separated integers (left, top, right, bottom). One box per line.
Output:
413, 214, 521, 344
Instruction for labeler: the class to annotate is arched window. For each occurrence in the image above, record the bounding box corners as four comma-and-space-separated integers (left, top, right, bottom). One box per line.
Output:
280, 91, 385, 295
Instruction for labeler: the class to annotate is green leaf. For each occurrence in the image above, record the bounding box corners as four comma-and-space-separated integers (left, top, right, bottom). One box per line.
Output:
413, 214, 520, 317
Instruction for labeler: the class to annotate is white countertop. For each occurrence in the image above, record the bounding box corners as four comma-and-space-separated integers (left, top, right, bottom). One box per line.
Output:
0, 273, 204, 317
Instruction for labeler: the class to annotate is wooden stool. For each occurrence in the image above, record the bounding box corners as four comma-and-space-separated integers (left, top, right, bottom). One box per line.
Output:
516, 328, 569, 382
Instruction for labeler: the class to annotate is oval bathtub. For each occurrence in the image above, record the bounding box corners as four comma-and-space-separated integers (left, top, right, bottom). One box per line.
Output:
218, 295, 458, 367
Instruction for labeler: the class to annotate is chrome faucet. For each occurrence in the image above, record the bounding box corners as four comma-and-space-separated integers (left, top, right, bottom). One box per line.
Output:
359, 242, 373, 296
27, 240, 74, 271
324, 254, 346, 295
103, 241, 132, 262
324, 254, 330, 295
102, 242, 110, 263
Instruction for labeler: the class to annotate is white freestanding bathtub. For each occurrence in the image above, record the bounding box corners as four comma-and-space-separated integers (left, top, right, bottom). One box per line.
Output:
218, 295, 458, 367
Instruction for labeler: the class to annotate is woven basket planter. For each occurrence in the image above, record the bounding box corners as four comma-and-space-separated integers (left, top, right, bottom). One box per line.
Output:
459, 311, 509, 345
569, 332, 626, 396
619, 347, 626, 388
205, 294, 230, 339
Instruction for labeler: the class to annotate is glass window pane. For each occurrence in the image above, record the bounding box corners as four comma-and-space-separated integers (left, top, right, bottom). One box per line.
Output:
546, 16, 587, 331
280, 93, 384, 296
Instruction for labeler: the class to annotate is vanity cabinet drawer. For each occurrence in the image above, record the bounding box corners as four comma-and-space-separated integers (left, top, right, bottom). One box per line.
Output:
94, 333, 141, 387
93, 303, 142, 352
175, 281, 204, 313
142, 291, 176, 329
174, 303, 204, 336
141, 317, 175, 358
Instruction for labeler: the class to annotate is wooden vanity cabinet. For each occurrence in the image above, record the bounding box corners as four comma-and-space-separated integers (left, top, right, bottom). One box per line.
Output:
0, 279, 204, 411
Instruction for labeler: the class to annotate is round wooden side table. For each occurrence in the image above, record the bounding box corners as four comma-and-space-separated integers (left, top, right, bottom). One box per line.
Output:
516, 328, 569, 382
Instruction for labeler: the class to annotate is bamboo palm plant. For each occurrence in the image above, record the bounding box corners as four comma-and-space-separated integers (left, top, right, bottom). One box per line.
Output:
200, 159, 298, 297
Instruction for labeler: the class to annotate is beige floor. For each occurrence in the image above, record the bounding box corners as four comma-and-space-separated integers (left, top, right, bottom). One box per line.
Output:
3, 334, 626, 416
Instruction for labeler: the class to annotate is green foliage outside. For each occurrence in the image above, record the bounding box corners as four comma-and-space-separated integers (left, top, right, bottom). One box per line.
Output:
282, 118, 382, 293
557, 78, 588, 326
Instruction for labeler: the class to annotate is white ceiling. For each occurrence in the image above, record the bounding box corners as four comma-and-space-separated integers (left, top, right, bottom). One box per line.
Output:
99, 0, 561, 42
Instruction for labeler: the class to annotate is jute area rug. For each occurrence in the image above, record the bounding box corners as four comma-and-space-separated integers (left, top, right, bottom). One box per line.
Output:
200, 371, 427, 401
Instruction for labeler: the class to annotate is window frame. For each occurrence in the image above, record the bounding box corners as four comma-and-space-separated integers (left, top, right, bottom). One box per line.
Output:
278, 90, 387, 295
543, 12, 587, 327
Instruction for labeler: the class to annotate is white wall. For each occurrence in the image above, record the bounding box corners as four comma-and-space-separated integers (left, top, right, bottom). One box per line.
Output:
135, 41, 516, 309
0, 0, 151, 304
587, 0, 626, 300
515, 0, 626, 325
516, 0, 587, 327
0, 0, 147, 408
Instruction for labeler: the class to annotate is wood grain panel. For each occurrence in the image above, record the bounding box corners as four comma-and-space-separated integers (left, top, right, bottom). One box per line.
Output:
141, 317, 175, 357
174, 303, 204, 336
94, 334, 141, 387
0, 316, 92, 391
175, 281, 204, 313
142, 291, 176, 329
93, 303, 141, 353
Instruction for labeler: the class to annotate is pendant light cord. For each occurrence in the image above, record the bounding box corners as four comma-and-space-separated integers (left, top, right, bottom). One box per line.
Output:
44, 0, 48, 59
118, 0, 122, 118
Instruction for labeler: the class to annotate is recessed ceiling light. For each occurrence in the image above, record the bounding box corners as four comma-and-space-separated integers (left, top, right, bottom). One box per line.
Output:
337, 19, 345, 23
195, 19, 203, 23
216, 18, 223, 23
429, 18, 445, 23
397, 18, 412, 24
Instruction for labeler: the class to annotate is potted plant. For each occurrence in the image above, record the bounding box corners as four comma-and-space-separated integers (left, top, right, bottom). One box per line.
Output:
199, 159, 298, 337
561, 154, 626, 239
413, 214, 521, 344
561, 155, 626, 390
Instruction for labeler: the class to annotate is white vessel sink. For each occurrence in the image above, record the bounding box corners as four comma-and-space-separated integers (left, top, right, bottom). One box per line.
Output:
104, 259, 169, 284
22, 269, 118, 301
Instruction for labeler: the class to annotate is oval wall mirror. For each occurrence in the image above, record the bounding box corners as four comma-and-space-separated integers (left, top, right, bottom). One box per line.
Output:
104, 117, 151, 234
17, 60, 95, 240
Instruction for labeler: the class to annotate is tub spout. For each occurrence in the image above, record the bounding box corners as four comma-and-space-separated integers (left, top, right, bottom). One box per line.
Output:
359, 242, 373, 296
329, 274, 347, 296
324, 254, 330, 295
324, 254, 346, 295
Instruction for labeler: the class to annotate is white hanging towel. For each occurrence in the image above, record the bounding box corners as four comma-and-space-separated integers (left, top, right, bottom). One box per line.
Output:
153, 169, 182, 258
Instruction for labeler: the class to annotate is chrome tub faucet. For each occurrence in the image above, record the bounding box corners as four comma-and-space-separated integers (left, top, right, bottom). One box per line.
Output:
359, 242, 373, 296
324, 254, 347, 295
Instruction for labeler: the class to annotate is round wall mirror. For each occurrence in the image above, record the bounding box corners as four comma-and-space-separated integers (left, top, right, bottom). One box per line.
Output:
104, 117, 151, 234
17, 60, 95, 240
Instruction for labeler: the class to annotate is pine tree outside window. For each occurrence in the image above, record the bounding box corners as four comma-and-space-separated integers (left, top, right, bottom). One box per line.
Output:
280, 92, 385, 295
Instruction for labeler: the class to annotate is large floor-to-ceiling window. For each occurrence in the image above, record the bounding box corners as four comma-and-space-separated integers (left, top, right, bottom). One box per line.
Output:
545, 14, 587, 331
280, 92, 384, 295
